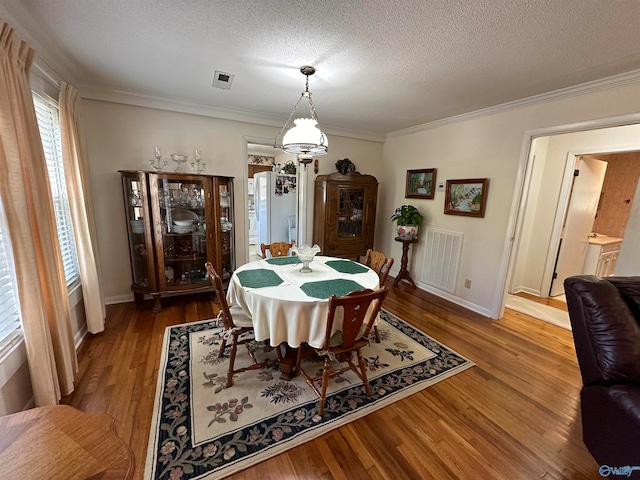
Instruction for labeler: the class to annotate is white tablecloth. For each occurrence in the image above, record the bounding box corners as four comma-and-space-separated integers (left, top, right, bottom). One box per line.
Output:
226, 256, 380, 348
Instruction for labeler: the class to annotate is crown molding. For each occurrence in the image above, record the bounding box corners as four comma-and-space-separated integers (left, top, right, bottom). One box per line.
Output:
79, 84, 386, 143
0, 2, 80, 84
387, 69, 640, 138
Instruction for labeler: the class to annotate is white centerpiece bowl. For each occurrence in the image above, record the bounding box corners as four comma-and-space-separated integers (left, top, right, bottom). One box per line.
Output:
170, 154, 189, 172
291, 244, 321, 273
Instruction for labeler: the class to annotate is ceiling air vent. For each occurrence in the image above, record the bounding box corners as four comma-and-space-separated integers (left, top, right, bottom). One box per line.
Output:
212, 70, 234, 90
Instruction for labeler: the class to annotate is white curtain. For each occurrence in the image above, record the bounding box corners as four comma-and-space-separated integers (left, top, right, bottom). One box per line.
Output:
0, 19, 77, 404
59, 82, 105, 333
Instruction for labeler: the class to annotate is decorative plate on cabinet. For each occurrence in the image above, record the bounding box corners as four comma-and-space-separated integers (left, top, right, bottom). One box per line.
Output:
170, 209, 199, 223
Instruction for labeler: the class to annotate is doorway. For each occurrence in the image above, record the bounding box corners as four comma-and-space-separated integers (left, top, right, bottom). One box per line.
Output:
505, 124, 640, 326
244, 140, 297, 262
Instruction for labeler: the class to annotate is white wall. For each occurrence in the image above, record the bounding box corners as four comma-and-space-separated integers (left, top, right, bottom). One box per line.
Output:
615, 176, 640, 276
80, 100, 384, 303
380, 81, 640, 317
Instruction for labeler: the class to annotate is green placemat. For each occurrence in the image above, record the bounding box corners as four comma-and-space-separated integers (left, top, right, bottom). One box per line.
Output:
300, 279, 365, 299
265, 256, 302, 265
324, 260, 369, 274
236, 269, 284, 288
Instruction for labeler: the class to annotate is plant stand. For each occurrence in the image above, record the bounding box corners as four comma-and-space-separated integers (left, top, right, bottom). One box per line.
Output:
392, 236, 418, 288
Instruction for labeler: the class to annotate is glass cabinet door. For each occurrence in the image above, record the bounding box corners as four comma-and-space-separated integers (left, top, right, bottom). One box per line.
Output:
215, 178, 235, 281
151, 174, 211, 290
337, 187, 365, 239
121, 172, 155, 290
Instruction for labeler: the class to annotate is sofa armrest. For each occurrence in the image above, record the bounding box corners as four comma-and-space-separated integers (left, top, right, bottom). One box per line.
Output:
565, 275, 640, 385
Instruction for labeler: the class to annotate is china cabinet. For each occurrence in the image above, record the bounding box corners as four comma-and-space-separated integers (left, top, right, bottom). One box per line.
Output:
120, 170, 235, 312
313, 171, 378, 258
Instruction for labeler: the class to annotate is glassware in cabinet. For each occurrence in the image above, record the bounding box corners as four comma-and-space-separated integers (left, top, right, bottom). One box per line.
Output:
120, 171, 157, 294
150, 173, 210, 291
215, 177, 235, 281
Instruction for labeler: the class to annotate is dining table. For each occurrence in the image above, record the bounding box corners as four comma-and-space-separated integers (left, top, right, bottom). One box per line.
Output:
226, 255, 380, 379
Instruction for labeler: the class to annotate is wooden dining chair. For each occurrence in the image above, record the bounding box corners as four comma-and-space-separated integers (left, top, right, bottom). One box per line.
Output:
205, 262, 280, 387
260, 241, 295, 258
362, 249, 394, 342
295, 286, 389, 415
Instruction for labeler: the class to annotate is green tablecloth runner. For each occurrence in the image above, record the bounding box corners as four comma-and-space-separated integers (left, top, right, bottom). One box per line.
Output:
324, 260, 369, 274
236, 269, 284, 288
265, 256, 302, 265
300, 279, 365, 299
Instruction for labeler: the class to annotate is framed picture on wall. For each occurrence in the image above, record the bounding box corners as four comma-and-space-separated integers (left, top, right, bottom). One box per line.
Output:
444, 178, 489, 217
405, 168, 437, 199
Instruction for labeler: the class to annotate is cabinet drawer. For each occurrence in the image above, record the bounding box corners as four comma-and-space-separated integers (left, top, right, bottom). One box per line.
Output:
324, 242, 370, 258
600, 241, 622, 253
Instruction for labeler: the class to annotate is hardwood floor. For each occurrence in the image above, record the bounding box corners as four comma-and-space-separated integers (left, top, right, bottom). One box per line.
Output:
62, 281, 598, 479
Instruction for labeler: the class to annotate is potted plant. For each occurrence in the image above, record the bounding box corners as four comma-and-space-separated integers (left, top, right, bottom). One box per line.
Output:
335, 158, 356, 174
283, 161, 297, 175
391, 205, 424, 240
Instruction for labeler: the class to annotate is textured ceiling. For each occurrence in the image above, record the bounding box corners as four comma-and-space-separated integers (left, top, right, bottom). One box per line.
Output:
3, 0, 640, 138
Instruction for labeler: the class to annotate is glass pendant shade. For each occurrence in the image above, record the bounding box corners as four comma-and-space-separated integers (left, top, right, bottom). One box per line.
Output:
282, 118, 328, 156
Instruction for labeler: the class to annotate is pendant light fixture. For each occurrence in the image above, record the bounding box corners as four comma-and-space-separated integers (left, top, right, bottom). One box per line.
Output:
274, 66, 328, 161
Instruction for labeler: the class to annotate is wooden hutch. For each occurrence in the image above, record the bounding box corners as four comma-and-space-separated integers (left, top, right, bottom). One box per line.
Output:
313, 171, 378, 258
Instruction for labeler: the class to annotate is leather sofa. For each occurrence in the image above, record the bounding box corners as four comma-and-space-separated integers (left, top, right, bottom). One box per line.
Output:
564, 275, 640, 466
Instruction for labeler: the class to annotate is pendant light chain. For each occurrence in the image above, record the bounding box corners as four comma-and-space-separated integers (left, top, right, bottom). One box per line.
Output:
274, 93, 304, 148
274, 69, 322, 149
302, 73, 319, 121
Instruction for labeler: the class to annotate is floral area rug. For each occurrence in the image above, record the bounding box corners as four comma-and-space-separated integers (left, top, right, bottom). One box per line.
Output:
144, 309, 474, 479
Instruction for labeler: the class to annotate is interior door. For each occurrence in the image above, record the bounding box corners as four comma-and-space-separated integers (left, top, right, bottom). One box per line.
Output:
550, 156, 607, 296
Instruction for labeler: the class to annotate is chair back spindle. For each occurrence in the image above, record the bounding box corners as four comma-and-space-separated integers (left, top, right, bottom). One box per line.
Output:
205, 262, 235, 329
260, 241, 296, 258
363, 249, 394, 286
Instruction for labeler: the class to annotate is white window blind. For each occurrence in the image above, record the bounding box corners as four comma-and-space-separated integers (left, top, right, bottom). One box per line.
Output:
0, 203, 22, 351
32, 93, 80, 287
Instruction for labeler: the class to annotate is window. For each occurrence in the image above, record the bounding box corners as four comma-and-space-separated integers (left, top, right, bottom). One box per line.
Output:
32, 93, 80, 287
0, 93, 81, 355
0, 202, 21, 351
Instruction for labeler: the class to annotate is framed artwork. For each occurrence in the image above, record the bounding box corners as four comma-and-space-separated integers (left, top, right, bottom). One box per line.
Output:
444, 178, 489, 217
405, 168, 437, 199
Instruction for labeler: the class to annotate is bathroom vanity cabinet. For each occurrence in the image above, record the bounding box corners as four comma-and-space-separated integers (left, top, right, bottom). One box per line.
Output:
582, 236, 622, 278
